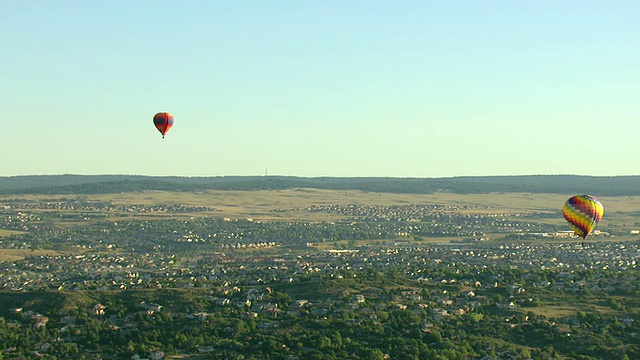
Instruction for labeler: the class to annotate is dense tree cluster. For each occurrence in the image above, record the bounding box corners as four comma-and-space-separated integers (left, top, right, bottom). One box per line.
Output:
3, 174, 640, 195
0, 262, 638, 359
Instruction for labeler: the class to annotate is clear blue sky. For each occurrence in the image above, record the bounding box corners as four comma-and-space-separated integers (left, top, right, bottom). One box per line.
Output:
2, 1, 639, 177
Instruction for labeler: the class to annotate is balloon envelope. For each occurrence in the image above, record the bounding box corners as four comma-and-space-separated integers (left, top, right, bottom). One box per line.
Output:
562, 195, 604, 239
153, 112, 174, 138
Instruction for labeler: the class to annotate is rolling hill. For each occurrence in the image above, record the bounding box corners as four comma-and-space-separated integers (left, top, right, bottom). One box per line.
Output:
1, 174, 639, 196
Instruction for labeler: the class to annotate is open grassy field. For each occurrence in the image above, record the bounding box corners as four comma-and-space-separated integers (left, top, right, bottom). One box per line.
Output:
525, 304, 584, 319
0, 249, 74, 262
0, 229, 27, 237
526, 300, 621, 319
2, 189, 640, 227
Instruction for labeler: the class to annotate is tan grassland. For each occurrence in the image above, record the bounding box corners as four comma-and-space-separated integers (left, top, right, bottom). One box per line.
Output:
527, 301, 618, 319
525, 305, 584, 318
3, 189, 640, 225
0, 249, 70, 262
0, 229, 27, 237
1, 189, 640, 262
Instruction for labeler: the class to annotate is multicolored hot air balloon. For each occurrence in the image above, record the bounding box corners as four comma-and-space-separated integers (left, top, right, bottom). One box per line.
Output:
153, 112, 174, 139
562, 195, 604, 239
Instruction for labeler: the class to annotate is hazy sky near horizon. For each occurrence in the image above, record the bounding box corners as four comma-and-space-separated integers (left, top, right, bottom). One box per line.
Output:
2, 1, 639, 178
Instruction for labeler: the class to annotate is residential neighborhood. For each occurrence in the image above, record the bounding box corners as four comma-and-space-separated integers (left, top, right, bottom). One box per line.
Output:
0, 195, 638, 359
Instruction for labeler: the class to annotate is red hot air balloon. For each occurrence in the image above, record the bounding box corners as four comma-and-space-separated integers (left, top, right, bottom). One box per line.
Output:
153, 112, 174, 138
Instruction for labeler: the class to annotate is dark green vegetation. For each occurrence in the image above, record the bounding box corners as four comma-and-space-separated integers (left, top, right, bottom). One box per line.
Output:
2, 174, 640, 196
1, 256, 639, 360
0, 187, 639, 359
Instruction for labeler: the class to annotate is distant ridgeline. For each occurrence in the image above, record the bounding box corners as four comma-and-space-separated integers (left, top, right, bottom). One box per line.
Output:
0, 174, 639, 196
